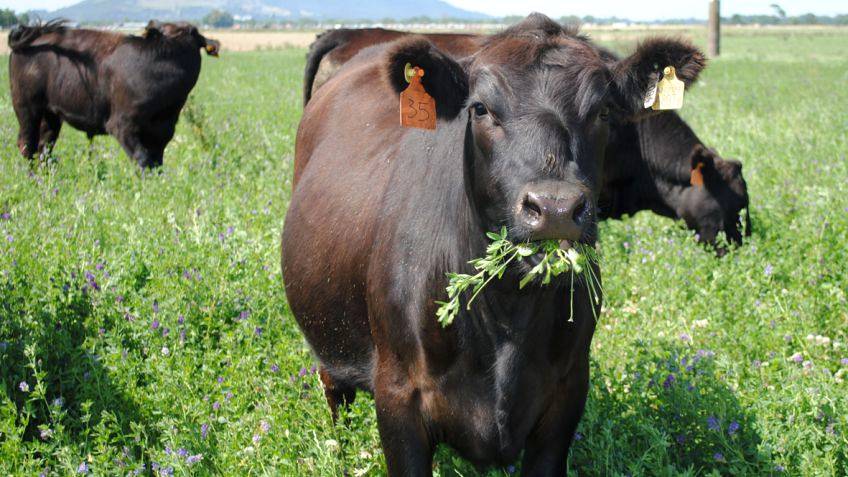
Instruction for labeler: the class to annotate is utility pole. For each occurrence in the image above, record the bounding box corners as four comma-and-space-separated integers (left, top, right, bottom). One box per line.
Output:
708, 0, 720, 57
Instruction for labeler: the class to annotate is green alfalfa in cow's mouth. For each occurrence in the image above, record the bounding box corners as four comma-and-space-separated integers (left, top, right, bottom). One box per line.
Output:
435, 227, 602, 327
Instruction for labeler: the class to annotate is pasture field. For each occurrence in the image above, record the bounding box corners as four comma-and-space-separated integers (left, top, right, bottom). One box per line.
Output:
0, 28, 847, 476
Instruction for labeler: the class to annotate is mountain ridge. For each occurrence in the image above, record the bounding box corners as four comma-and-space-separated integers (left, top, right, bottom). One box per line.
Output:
41, 0, 489, 23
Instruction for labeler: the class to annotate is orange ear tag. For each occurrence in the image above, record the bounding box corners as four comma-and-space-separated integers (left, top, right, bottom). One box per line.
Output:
690, 162, 705, 186
399, 63, 437, 130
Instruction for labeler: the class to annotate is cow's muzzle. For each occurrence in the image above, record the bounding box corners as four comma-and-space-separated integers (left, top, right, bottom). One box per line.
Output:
518, 189, 589, 242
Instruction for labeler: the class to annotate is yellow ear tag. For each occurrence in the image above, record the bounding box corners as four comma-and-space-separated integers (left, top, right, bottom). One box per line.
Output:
651, 66, 685, 110
400, 63, 436, 130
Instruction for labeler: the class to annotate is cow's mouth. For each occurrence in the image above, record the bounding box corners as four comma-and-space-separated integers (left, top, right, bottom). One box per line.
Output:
523, 239, 573, 267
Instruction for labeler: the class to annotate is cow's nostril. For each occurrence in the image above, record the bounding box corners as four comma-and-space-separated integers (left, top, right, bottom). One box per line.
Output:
522, 194, 542, 220
571, 197, 588, 225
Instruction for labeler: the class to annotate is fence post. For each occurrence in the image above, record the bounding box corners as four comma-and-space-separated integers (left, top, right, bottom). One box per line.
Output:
708, 0, 720, 57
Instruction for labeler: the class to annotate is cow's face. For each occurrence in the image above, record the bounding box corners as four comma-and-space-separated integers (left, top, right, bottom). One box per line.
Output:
385, 14, 705, 253
144, 21, 220, 56
681, 145, 750, 249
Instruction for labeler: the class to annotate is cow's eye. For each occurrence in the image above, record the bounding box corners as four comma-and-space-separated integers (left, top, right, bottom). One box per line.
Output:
471, 102, 488, 117
599, 106, 610, 122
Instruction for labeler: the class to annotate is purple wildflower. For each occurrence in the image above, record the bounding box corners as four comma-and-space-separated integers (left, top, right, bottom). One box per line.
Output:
116, 294, 124, 303
238, 310, 250, 321
151, 319, 160, 330
707, 416, 720, 431
77, 462, 89, 474
225, 391, 233, 401
19, 381, 29, 392
201, 423, 209, 439
179, 329, 186, 343
178, 315, 185, 325
728, 421, 740, 435
6, 234, 13, 243
826, 423, 835, 435
252, 434, 261, 445
212, 401, 220, 411
84, 271, 100, 291
217, 376, 224, 384
679, 332, 692, 343
40, 428, 53, 440
310, 364, 318, 374
254, 326, 263, 336
840, 358, 848, 366
663, 374, 676, 389
573, 431, 583, 441
159, 467, 173, 477
95, 262, 104, 271
270, 363, 280, 373
299, 367, 308, 378
177, 448, 188, 457
713, 452, 725, 462
152, 300, 159, 314
0, 212, 9, 220
775, 465, 785, 472
226, 226, 234, 236
186, 454, 203, 465
790, 352, 803, 363
506, 465, 516, 474
764, 264, 773, 276
675, 434, 686, 444
162, 327, 170, 337
260, 420, 271, 434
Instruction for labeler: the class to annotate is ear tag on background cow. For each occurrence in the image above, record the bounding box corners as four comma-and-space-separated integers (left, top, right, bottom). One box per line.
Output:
400, 63, 437, 130
690, 162, 705, 186
651, 66, 685, 110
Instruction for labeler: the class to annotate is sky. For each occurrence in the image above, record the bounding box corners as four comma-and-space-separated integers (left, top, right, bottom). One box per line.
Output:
0, 0, 844, 19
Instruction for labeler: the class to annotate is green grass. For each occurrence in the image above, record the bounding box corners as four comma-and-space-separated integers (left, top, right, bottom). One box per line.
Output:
1, 28, 847, 476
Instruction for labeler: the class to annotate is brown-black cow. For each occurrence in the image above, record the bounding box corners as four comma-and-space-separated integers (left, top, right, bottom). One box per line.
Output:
282, 14, 705, 475
8, 20, 219, 168
303, 27, 751, 248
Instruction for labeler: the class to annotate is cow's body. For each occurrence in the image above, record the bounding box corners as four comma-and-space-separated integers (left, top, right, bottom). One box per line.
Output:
283, 14, 705, 475
303, 28, 751, 247
287, 51, 597, 467
8, 21, 219, 167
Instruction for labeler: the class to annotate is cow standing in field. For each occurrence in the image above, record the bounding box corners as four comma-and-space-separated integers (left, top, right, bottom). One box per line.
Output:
7, 20, 220, 168
282, 14, 705, 475
303, 27, 751, 248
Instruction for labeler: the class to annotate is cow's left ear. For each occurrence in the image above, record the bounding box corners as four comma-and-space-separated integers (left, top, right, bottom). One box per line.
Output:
143, 20, 162, 39
689, 144, 716, 187
611, 38, 706, 118
384, 36, 469, 119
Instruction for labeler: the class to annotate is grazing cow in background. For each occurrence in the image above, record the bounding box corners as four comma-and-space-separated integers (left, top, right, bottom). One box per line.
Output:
601, 112, 750, 248
283, 14, 705, 475
302, 27, 751, 248
8, 20, 220, 168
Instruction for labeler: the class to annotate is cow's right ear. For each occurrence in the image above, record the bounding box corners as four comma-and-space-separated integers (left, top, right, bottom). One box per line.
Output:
144, 20, 162, 39
384, 37, 469, 119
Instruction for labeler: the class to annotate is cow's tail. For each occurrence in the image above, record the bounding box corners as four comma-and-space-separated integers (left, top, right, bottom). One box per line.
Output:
8, 19, 68, 52
303, 29, 350, 106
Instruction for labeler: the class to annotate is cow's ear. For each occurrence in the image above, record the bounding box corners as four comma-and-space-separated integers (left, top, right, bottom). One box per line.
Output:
612, 38, 706, 118
689, 145, 715, 187
384, 36, 469, 119
144, 20, 162, 39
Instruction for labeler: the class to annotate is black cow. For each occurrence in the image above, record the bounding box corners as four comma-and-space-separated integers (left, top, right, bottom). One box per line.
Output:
282, 14, 705, 475
8, 20, 219, 168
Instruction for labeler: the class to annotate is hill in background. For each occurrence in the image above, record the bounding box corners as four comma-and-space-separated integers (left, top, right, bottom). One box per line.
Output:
42, 0, 488, 23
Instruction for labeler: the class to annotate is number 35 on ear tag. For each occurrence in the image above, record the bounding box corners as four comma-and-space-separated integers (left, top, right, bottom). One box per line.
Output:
400, 63, 436, 130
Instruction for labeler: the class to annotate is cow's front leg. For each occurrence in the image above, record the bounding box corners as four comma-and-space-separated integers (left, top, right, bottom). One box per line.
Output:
520, 360, 589, 476
373, 356, 433, 477
109, 117, 157, 168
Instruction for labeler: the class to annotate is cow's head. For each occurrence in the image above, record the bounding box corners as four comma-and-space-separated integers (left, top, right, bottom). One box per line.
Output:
681, 145, 750, 250
144, 20, 220, 56
384, 13, 705, 263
